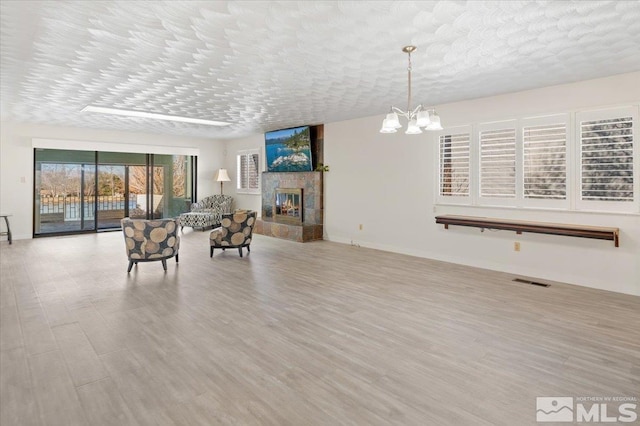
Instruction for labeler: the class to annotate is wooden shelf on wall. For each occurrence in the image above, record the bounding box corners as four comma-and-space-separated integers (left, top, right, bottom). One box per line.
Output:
435, 215, 620, 247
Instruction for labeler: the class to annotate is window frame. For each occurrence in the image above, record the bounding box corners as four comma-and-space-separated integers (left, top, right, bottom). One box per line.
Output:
236, 149, 261, 195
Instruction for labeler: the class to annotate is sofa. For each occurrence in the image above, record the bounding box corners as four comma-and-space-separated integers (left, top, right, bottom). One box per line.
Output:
179, 195, 233, 231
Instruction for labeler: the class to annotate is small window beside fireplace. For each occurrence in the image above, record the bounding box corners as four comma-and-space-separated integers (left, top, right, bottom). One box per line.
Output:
275, 188, 303, 224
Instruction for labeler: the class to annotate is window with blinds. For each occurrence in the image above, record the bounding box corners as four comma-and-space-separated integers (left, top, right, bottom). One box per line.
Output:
523, 123, 567, 199
435, 106, 638, 212
439, 133, 470, 197
580, 116, 634, 202
480, 128, 516, 198
237, 150, 260, 194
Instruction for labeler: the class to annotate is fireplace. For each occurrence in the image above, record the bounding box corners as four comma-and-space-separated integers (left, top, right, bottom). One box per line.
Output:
275, 188, 303, 224
256, 123, 323, 242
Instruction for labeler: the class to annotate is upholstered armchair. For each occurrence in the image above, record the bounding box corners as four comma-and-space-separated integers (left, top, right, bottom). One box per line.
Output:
179, 195, 233, 231
121, 218, 180, 272
209, 210, 257, 258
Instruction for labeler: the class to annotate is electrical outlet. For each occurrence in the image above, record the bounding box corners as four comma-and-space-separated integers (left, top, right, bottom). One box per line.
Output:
514, 242, 521, 252
359, 224, 363, 231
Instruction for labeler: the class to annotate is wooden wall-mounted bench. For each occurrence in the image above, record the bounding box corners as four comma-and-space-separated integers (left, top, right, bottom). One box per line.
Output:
435, 215, 620, 247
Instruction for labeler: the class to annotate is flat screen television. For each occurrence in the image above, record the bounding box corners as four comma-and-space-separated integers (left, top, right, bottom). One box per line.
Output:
265, 125, 313, 172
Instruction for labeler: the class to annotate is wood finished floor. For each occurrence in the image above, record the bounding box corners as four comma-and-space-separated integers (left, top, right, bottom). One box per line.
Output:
1, 231, 638, 425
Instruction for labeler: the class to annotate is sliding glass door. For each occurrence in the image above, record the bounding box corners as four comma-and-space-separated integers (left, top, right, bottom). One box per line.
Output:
127, 165, 147, 219
96, 164, 125, 229
34, 149, 97, 234
153, 154, 194, 219
34, 149, 195, 237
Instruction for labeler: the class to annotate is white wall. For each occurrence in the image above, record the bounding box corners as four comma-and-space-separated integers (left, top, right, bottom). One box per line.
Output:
325, 72, 640, 296
4, 72, 638, 296
222, 134, 263, 213
0, 122, 225, 240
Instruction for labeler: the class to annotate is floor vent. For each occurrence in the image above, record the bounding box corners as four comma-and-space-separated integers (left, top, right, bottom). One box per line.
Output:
513, 278, 550, 287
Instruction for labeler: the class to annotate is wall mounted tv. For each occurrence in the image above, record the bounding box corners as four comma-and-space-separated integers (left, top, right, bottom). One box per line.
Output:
265, 125, 313, 172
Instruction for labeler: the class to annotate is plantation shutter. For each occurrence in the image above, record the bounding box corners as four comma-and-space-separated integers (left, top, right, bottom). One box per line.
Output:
523, 122, 567, 199
480, 125, 516, 199
238, 154, 249, 189
580, 116, 634, 202
247, 153, 259, 190
439, 132, 470, 197
237, 150, 260, 193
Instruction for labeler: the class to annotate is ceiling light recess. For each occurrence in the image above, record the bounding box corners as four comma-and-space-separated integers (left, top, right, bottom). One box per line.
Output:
380, 46, 442, 134
81, 105, 232, 127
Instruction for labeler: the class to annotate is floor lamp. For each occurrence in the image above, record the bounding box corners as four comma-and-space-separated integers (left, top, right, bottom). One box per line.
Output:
214, 169, 231, 195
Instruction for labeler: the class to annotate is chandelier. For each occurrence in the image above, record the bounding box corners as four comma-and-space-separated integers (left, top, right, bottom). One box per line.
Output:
379, 46, 442, 134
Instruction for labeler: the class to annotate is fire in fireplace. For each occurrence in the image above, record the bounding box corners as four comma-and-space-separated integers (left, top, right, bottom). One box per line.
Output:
275, 188, 303, 224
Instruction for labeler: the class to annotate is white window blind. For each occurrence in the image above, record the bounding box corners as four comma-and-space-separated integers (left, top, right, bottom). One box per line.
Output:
480, 127, 516, 198
439, 132, 470, 197
523, 122, 567, 199
580, 115, 634, 202
237, 150, 260, 194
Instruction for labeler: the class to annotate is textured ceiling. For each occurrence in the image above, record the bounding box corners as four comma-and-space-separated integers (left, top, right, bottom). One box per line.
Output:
1, 1, 640, 139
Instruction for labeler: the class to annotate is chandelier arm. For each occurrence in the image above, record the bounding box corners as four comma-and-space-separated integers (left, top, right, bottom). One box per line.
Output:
391, 106, 410, 119
410, 104, 423, 119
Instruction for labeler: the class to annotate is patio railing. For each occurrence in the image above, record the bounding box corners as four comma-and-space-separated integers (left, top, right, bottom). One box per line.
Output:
39, 195, 137, 221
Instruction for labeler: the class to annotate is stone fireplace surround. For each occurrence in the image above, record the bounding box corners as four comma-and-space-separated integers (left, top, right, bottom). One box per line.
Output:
254, 171, 323, 242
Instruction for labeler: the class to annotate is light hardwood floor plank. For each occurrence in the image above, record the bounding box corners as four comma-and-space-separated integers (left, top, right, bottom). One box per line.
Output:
0, 303, 24, 353
51, 322, 109, 387
1, 347, 40, 426
17, 300, 58, 356
76, 377, 140, 426
71, 305, 129, 355
1, 231, 638, 425
27, 350, 88, 425
99, 349, 179, 426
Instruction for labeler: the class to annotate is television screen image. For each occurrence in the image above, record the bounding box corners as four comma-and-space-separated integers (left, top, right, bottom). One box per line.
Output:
265, 126, 313, 172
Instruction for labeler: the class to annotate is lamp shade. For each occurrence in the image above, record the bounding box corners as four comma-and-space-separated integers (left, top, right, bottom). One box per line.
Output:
214, 168, 231, 182
426, 112, 443, 130
380, 118, 398, 133
405, 119, 422, 135
415, 110, 431, 127
386, 112, 402, 129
